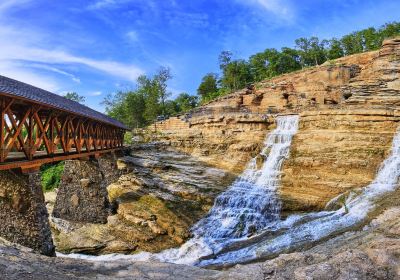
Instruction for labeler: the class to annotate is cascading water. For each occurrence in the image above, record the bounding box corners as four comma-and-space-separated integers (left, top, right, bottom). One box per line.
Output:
197, 124, 400, 266
60, 115, 300, 264
192, 115, 299, 243
62, 118, 400, 268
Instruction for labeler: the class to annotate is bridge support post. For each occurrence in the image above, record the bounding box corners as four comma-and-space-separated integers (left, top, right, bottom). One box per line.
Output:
0, 170, 55, 256
52, 154, 120, 223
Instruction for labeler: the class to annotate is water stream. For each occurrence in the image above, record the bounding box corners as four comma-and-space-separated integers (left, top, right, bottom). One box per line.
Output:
61, 116, 400, 267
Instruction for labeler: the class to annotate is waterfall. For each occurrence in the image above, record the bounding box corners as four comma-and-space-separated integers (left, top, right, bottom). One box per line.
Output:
197, 124, 400, 267
60, 115, 300, 264
192, 115, 299, 243
62, 118, 400, 267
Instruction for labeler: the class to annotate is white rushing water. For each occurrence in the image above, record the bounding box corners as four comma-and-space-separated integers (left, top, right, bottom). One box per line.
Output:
60, 115, 300, 264
61, 117, 400, 267
197, 123, 400, 266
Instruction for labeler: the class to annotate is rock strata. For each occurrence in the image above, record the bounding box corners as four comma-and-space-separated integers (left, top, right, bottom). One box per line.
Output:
50, 145, 234, 254
150, 37, 400, 212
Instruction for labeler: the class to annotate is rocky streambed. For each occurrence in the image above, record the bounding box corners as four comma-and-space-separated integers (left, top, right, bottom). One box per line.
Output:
1, 193, 400, 279
47, 143, 235, 255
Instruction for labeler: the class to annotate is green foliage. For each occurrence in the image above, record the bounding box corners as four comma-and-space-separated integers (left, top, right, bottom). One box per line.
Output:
162, 93, 198, 116
197, 73, 218, 97
220, 59, 252, 92
174, 93, 199, 113
295, 37, 327, 67
124, 131, 133, 144
200, 88, 229, 104
326, 38, 344, 60
63, 92, 85, 104
41, 161, 65, 192
103, 68, 198, 128
104, 21, 400, 124
196, 21, 400, 104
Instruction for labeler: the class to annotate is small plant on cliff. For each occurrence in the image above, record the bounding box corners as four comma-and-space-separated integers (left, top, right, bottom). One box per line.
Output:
41, 161, 65, 192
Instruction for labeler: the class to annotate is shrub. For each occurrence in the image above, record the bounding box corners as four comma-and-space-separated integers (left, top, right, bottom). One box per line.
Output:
41, 161, 65, 192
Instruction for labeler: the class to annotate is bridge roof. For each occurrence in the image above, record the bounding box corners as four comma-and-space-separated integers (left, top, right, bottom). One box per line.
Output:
0, 75, 128, 129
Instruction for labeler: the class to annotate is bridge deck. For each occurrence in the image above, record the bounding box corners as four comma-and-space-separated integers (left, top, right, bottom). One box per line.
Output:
0, 75, 127, 172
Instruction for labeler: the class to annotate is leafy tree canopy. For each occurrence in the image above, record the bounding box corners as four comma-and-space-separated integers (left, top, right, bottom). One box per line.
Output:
63, 92, 85, 103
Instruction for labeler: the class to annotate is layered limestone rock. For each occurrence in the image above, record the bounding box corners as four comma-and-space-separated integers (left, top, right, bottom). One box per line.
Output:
151, 113, 273, 175
280, 109, 400, 211
50, 145, 234, 254
150, 37, 400, 211
4, 185, 400, 279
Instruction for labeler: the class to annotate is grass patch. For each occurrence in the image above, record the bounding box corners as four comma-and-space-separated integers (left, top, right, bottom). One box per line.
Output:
41, 161, 65, 192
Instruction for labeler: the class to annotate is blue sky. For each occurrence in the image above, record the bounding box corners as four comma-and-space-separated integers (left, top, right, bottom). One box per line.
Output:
0, 0, 399, 112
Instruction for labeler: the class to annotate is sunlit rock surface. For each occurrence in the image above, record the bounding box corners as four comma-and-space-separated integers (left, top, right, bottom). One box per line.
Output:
48, 144, 235, 254
152, 37, 400, 212
2, 196, 400, 279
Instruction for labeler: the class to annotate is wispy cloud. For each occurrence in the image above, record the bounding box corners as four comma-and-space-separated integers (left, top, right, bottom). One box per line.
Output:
237, 0, 295, 20
0, 1, 144, 92
0, 0, 31, 12
87, 0, 135, 10
126, 30, 139, 42
0, 25, 144, 81
88, 0, 117, 10
0, 60, 61, 92
27, 63, 81, 83
88, 91, 102, 96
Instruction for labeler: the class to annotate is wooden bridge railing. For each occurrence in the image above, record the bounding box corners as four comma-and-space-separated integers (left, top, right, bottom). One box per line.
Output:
0, 95, 125, 172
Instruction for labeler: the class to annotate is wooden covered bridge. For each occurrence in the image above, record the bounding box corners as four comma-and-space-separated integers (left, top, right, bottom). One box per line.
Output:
0, 75, 128, 173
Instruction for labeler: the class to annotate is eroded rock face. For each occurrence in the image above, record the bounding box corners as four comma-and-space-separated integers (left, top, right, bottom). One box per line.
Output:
0, 171, 54, 256
153, 114, 273, 175
4, 191, 400, 279
280, 109, 400, 211
150, 37, 400, 212
50, 145, 235, 254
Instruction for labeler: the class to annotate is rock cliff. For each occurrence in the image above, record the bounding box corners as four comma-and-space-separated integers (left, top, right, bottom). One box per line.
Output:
151, 37, 400, 212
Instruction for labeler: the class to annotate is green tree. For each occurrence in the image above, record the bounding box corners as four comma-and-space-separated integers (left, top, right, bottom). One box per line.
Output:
341, 32, 364, 55
220, 59, 253, 92
174, 93, 198, 112
103, 67, 174, 127
218, 50, 233, 70
197, 73, 218, 98
379, 22, 400, 40
326, 38, 344, 60
154, 67, 172, 115
276, 48, 302, 74
63, 92, 85, 103
249, 52, 270, 82
295, 37, 326, 67
360, 27, 380, 51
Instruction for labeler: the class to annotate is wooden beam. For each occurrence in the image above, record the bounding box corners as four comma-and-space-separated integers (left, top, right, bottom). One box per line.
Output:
0, 147, 121, 171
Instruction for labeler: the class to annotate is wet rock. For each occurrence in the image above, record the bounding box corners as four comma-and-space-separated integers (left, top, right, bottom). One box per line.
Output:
50, 146, 234, 255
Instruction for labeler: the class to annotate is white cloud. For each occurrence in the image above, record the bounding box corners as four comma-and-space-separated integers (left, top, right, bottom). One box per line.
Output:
238, 0, 294, 20
0, 31, 144, 82
88, 0, 117, 10
87, 0, 135, 10
0, 1, 144, 92
0, 60, 60, 92
126, 30, 139, 42
27, 63, 81, 83
88, 91, 102, 96
0, 0, 31, 12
